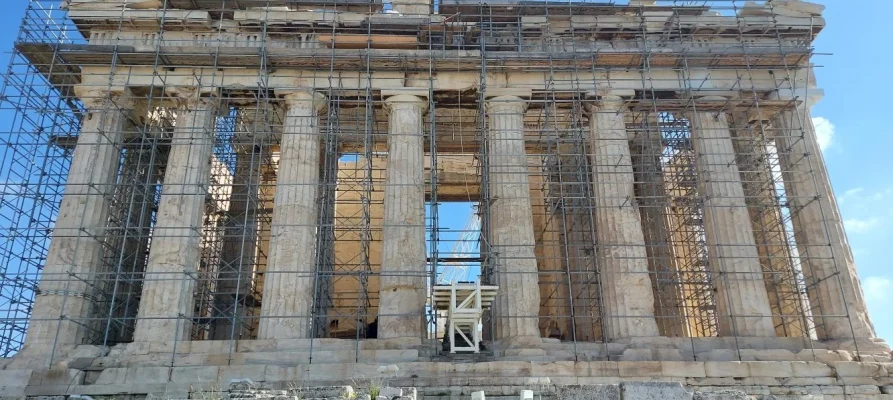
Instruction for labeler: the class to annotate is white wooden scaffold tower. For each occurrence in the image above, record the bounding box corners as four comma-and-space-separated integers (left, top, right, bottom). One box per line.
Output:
432, 281, 498, 354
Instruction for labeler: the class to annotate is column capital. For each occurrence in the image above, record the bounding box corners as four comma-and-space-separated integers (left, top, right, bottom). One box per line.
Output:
584, 96, 630, 114
583, 88, 634, 113
384, 94, 429, 114
484, 95, 527, 114
279, 90, 327, 115
75, 86, 136, 111
167, 87, 221, 111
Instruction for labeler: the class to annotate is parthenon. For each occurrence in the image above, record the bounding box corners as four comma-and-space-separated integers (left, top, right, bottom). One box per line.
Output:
0, 0, 891, 398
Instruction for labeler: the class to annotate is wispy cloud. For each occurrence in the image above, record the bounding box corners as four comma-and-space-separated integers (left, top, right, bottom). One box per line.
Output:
844, 217, 881, 233
812, 116, 835, 152
864, 276, 892, 303
839, 187, 864, 205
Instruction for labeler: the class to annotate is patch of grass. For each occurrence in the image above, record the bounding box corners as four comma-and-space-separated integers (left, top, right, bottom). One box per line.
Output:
354, 377, 387, 399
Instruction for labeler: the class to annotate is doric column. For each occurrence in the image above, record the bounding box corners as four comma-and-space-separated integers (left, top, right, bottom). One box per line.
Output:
687, 107, 775, 337
211, 142, 264, 340
134, 89, 220, 342
25, 88, 133, 349
484, 95, 541, 342
773, 106, 875, 340
257, 91, 327, 340
729, 112, 806, 338
629, 114, 689, 338
101, 129, 163, 344
378, 94, 428, 339
586, 95, 660, 339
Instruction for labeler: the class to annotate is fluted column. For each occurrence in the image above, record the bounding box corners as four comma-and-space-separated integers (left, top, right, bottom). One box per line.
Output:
257, 91, 327, 340
134, 89, 220, 342
485, 95, 541, 342
378, 94, 428, 339
211, 145, 264, 340
629, 115, 688, 338
774, 106, 874, 340
687, 108, 775, 337
25, 89, 132, 349
729, 112, 806, 337
587, 96, 660, 339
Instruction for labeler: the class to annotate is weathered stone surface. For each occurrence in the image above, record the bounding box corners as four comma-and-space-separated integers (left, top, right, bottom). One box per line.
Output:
133, 92, 218, 343
24, 90, 132, 349
485, 95, 540, 340
555, 384, 621, 400
747, 362, 793, 378
705, 362, 750, 378
586, 97, 660, 340
258, 91, 327, 340
688, 110, 775, 338
29, 369, 86, 387
378, 94, 428, 340
661, 362, 707, 378
831, 361, 887, 377
621, 381, 693, 400
692, 390, 750, 400
773, 107, 874, 340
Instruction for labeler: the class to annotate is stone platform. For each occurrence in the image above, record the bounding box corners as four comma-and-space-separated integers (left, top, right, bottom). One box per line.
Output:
2, 337, 892, 399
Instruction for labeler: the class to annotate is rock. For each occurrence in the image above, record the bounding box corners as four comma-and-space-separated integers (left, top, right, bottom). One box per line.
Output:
230, 378, 261, 391
380, 387, 403, 399
555, 385, 621, 400
621, 382, 693, 400
692, 390, 750, 400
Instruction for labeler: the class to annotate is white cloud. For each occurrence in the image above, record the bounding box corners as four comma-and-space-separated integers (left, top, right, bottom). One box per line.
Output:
844, 217, 881, 233
864, 276, 892, 303
843, 187, 864, 198
840, 187, 864, 205
812, 116, 835, 152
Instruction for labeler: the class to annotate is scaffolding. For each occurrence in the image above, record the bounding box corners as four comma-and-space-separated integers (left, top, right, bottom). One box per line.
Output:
0, 0, 863, 362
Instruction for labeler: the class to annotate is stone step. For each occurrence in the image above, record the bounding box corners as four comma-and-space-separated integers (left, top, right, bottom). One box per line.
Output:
115, 338, 426, 356
102, 349, 420, 368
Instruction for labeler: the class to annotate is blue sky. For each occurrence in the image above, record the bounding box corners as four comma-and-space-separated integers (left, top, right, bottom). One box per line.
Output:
0, 0, 888, 342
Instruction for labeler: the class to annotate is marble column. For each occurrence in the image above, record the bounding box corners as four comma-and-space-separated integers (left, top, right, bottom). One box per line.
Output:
103, 132, 163, 344
629, 115, 689, 338
378, 94, 428, 339
211, 146, 263, 340
587, 97, 660, 339
729, 112, 806, 338
257, 91, 327, 340
773, 106, 875, 340
485, 95, 541, 342
25, 89, 132, 348
687, 108, 776, 337
134, 89, 220, 342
